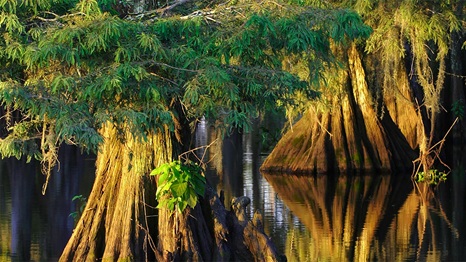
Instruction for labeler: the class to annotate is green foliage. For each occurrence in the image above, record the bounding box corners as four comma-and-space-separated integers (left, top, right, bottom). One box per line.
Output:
0, 0, 371, 173
0, 136, 41, 162
69, 194, 87, 222
451, 99, 465, 119
414, 169, 448, 186
150, 160, 206, 213
360, 0, 462, 115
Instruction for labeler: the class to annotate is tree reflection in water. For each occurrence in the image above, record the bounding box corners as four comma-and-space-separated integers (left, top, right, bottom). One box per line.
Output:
3, 126, 465, 261
0, 146, 95, 261
263, 172, 464, 262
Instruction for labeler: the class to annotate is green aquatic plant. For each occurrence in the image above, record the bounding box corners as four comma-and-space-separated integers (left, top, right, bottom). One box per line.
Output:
414, 169, 448, 186
151, 160, 206, 213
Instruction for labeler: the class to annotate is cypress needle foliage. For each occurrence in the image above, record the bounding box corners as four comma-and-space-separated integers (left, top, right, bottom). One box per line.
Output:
354, 0, 461, 112
0, 0, 371, 177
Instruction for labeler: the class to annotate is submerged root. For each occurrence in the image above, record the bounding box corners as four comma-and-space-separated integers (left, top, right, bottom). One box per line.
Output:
156, 187, 285, 262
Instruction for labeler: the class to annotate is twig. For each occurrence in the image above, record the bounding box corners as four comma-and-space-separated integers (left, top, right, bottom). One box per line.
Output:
33, 11, 86, 22
149, 72, 178, 86
150, 61, 199, 73
412, 117, 459, 179
141, 192, 163, 261
128, 0, 193, 17
178, 138, 219, 165
310, 106, 332, 137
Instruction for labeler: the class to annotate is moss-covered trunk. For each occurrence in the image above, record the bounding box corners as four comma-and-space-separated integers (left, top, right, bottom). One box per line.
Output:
60, 123, 172, 261
261, 44, 416, 173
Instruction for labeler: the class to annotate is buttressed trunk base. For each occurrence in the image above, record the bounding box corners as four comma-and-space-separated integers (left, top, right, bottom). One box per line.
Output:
262, 44, 416, 174
60, 123, 172, 261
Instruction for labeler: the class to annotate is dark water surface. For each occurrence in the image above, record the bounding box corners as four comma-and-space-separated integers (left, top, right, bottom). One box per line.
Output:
0, 146, 95, 261
1, 137, 466, 261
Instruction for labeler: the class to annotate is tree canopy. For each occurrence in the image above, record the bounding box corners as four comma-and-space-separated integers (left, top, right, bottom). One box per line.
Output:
0, 0, 371, 173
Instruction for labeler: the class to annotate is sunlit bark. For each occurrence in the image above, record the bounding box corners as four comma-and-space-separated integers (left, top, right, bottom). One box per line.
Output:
60, 123, 172, 261
156, 199, 214, 261
370, 57, 420, 149
60, 121, 282, 261
262, 44, 416, 173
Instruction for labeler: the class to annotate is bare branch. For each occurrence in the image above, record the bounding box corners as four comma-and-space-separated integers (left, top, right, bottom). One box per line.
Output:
127, 0, 193, 18
33, 11, 86, 22
159, 0, 193, 14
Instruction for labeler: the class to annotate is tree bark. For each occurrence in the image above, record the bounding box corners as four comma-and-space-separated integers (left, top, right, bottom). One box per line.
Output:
60, 122, 283, 261
156, 184, 284, 261
60, 123, 172, 261
261, 44, 416, 174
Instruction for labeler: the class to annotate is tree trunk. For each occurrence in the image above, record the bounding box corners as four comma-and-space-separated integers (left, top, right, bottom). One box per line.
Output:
60, 123, 172, 261
261, 44, 416, 173
366, 55, 420, 149
60, 122, 283, 261
156, 198, 215, 261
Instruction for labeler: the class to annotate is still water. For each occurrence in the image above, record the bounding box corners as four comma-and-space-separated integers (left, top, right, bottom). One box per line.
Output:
0, 146, 95, 261
1, 135, 466, 261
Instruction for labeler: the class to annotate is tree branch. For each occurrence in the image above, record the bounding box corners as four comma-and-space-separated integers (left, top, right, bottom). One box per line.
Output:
127, 0, 193, 18
159, 0, 193, 14
33, 11, 86, 22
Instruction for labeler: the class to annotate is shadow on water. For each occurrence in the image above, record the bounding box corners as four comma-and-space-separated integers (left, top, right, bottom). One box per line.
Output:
0, 145, 95, 261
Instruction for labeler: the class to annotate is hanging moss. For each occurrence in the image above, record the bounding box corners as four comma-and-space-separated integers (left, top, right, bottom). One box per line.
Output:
262, 0, 465, 174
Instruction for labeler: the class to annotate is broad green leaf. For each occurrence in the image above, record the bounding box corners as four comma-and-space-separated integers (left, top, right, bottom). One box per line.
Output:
151, 164, 166, 176
171, 166, 181, 180
192, 176, 206, 196
170, 182, 188, 197
156, 198, 169, 209
156, 181, 172, 198
167, 198, 177, 211
186, 189, 198, 208
157, 171, 169, 185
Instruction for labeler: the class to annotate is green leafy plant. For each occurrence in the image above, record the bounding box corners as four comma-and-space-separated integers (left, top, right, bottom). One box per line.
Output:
69, 194, 87, 222
151, 160, 206, 213
414, 169, 448, 186
451, 99, 465, 119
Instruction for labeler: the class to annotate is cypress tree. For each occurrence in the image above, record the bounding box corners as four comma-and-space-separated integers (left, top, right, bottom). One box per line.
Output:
262, 0, 465, 174
0, 0, 371, 260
